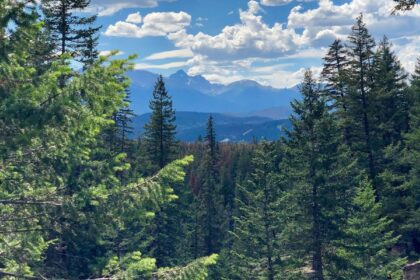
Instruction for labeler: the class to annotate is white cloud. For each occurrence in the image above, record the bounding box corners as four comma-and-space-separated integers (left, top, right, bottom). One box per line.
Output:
253, 67, 317, 88
168, 1, 300, 60
392, 36, 420, 74
173, 0, 420, 86
103, 0, 420, 87
144, 49, 193, 60
134, 61, 190, 70
105, 11, 191, 37
99, 50, 124, 56
126, 12, 142, 23
288, 0, 420, 46
261, 0, 314, 6
88, 0, 174, 17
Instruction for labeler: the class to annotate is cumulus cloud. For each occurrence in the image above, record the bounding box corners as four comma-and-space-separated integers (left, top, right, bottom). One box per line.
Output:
88, 0, 174, 17
392, 36, 420, 74
105, 11, 191, 37
103, 0, 420, 87
261, 0, 314, 6
168, 0, 301, 60
126, 12, 142, 23
288, 0, 420, 46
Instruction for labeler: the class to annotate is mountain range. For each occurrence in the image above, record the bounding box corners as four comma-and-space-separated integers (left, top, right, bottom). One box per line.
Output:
128, 69, 300, 119
128, 70, 299, 141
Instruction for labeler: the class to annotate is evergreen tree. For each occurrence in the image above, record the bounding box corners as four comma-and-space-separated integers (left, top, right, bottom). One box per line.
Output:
143, 76, 178, 267
385, 58, 420, 257
321, 39, 352, 145
372, 38, 411, 227
227, 142, 285, 280
346, 14, 378, 192
372, 37, 409, 147
116, 88, 136, 154
197, 116, 225, 256
335, 179, 406, 280
42, 0, 100, 64
322, 39, 349, 111
283, 70, 355, 280
144, 75, 177, 171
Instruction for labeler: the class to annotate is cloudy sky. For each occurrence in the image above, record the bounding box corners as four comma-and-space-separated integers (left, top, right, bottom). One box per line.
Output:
93, 0, 420, 88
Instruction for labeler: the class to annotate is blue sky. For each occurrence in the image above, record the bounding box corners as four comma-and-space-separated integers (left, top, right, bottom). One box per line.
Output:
90, 0, 420, 88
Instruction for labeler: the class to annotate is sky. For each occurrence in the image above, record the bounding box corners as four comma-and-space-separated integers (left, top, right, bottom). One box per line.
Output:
90, 0, 420, 88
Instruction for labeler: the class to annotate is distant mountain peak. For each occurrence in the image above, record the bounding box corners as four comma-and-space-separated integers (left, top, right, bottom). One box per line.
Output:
127, 69, 300, 115
170, 69, 188, 79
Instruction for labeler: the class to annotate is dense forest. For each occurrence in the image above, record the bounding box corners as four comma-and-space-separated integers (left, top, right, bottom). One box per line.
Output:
0, 0, 420, 279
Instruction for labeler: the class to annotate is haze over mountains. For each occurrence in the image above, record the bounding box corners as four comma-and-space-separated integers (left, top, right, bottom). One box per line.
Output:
128, 70, 299, 117
128, 70, 299, 141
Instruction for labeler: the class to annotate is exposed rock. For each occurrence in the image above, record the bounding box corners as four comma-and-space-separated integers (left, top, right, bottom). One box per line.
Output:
404, 261, 420, 280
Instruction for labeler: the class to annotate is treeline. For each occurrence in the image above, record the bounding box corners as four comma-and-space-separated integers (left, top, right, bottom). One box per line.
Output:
128, 14, 420, 280
1, 1, 420, 280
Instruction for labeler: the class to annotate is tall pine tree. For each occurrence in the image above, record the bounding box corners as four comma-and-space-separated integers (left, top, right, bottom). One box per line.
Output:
144, 75, 177, 171
346, 14, 378, 192
321, 39, 352, 146
283, 70, 355, 280
143, 75, 178, 267
197, 116, 225, 256
42, 0, 100, 64
227, 142, 285, 280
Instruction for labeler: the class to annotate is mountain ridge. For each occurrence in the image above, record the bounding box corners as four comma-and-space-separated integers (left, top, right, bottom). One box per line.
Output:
127, 69, 300, 118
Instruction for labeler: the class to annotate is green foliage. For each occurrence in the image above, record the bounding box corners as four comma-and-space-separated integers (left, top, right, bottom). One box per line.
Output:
102, 251, 157, 279
226, 142, 285, 280
155, 254, 218, 280
1, 4, 419, 280
345, 14, 378, 188
335, 179, 407, 279
196, 116, 226, 256
283, 70, 357, 280
144, 75, 178, 171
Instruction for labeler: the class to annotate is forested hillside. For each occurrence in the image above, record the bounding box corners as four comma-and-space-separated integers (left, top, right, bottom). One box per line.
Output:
1, 0, 420, 279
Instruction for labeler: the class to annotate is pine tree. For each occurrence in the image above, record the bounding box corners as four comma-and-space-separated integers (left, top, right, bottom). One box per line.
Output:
372, 37, 409, 147
346, 14, 378, 193
144, 75, 177, 171
197, 115, 225, 256
41, 0, 100, 64
143, 76, 178, 267
283, 70, 355, 280
0, 25, 133, 277
372, 38, 411, 230
80, 31, 99, 68
116, 88, 136, 154
387, 58, 420, 257
322, 39, 349, 111
227, 142, 285, 280
321, 39, 352, 145
336, 179, 406, 280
